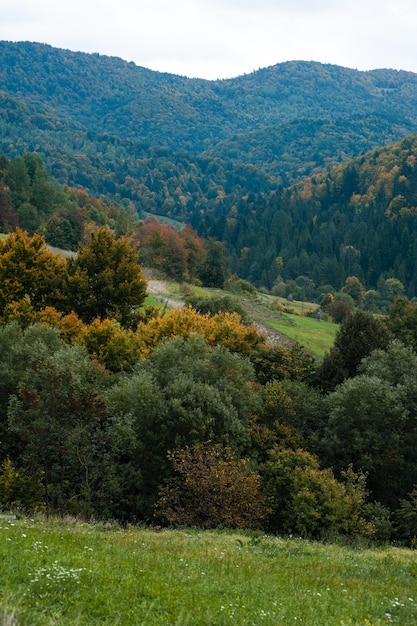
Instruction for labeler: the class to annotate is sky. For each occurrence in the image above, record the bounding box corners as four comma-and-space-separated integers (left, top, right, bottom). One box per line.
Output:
2, 0, 417, 80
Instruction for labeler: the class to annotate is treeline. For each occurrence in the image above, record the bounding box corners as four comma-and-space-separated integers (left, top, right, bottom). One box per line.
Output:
3, 149, 417, 313
1, 228, 417, 542
0, 152, 139, 249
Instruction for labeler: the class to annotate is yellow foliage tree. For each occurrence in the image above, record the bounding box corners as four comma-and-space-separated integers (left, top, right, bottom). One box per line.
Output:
0, 229, 67, 314
135, 306, 266, 358
81, 317, 142, 372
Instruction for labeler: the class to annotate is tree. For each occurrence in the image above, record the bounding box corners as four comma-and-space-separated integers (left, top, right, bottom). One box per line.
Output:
198, 239, 228, 288
387, 296, 417, 350
135, 306, 265, 359
0, 183, 19, 232
316, 310, 391, 392
186, 293, 251, 325
3, 154, 62, 234
341, 276, 365, 308
251, 342, 317, 386
259, 447, 367, 536
8, 345, 110, 515
105, 335, 260, 519
0, 229, 67, 315
81, 317, 142, 373
251, 377, 327, 471
0, 322, 65, 464
3, 156, 31, 209
137, 220, 206, 282
66, 227, 147, 328
324, 341, 417, 508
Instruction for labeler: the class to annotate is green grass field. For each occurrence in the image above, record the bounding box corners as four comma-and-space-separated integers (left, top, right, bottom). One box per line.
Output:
262, 312, 339, 357
1, 516, 416, 625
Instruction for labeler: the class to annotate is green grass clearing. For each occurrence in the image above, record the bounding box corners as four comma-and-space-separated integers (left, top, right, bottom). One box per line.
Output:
1, 516, 416, 625
263, 312, 339, 357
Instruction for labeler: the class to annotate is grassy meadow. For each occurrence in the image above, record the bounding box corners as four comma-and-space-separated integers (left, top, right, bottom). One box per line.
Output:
145, 279, 338, 357
1, 515, 416, 625
261, 311, 338, 357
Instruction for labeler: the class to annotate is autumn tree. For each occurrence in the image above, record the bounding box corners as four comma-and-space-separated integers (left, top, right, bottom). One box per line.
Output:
0, 229, 67, 315
137, 219, 206, 282
341, 276, 365, 308
66, 227, 147, 328
134, 306, 265, 359
81, 318, 142, 372
137, 219, 187, 281
155, 444, 270, 530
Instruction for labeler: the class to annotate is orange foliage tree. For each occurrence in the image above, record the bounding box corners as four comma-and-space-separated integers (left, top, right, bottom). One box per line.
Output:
135, 306, 266, 358
137, 219, 206, 281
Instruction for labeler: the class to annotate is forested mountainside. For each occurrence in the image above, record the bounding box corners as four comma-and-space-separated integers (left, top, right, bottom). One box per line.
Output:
3, 42, 417, 296
217, 134, 417, 297
2, 41, 417, 183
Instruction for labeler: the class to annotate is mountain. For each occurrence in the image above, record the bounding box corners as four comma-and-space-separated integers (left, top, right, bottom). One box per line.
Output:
3, 42, 417, 183
2, 41, 417, 295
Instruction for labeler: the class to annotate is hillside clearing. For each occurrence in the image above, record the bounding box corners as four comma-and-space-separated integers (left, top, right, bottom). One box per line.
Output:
145, 278, 338, 356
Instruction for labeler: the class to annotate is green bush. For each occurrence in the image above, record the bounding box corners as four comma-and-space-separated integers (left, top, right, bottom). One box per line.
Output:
260, 448, 368, 537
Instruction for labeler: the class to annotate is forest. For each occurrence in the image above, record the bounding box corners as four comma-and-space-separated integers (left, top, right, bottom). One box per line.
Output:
3, 43, 417, 298
2, 42, 417, 543
1, 173, 417, 541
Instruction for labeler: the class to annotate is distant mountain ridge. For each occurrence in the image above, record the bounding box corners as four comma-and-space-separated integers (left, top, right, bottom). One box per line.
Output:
3, 42, 417, 180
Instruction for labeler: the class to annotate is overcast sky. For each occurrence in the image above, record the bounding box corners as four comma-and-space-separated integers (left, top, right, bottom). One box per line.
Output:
2, 0, 417, 80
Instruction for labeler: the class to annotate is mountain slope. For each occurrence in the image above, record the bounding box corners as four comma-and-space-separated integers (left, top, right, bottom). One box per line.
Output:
218, 133, 417, 296
3, 42, 417, 181
3, 42, 417, 296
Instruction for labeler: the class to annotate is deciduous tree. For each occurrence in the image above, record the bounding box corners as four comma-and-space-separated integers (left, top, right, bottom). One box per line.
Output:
66, 227, 147, 328
155, 444, 270, 529
0, 229, 67, 315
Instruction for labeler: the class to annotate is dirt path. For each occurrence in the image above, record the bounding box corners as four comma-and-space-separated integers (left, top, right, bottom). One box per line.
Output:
147, 280, 184, 309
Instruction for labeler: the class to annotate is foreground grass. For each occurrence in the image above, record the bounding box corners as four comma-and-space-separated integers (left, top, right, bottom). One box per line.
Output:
1, 516, 416, 625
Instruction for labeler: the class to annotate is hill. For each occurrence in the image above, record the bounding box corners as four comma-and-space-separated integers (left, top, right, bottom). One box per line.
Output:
3, 42, 417, 296
3, 42, 417, 188
218, 134, 417, 296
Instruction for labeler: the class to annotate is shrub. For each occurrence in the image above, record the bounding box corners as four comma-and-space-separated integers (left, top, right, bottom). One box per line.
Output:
155, 444, 270, 530
260, 448, 368, 537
